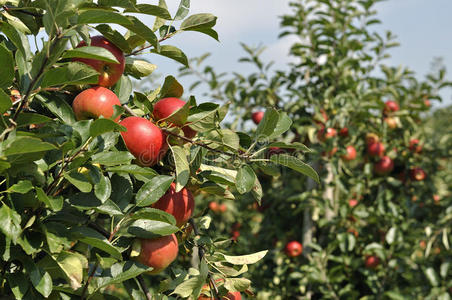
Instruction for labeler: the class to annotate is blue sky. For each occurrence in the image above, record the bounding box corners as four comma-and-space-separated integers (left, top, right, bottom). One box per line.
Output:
143, 0, 452, 107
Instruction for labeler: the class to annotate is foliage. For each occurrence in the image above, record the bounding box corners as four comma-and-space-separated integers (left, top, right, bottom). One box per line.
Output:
179, 0, 452, 299
0, 0, 316, 299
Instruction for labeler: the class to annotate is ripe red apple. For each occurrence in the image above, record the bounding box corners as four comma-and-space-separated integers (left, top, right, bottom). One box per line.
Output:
120, 117, 167, 166
374, 156, 394, 175
73, 36, 125, 87
384, 117, 397, 129
317, 127, 337, 142
365, 133, 379, 145
231, 230, 240, 241
342, 145, 357, 161
219, 203, 227, 213
367, 142, 385, 157
409, 139, 422, 153
136, 234, 178, 274
433, 194, 440, 204
285, 241, 303, 257
339, 127, 349, 137
424, 99, 431, 107
209, 202, 219, 212
410, 167, 426, 181
252, 111, 264, 125
365, 255, 380, 269
384, 100, 399, 114
348, 198, 358, 208
152, 182, 194, 227
72, 86, 121, 121
153, 97, 188, 126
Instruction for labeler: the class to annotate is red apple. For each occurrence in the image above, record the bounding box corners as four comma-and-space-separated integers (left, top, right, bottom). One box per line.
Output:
285, 241, 303, 257
348, 198, 358, 208
317, 127, 337, 142
347, 228, 359, 238
252, 111, 264, 125
384, 100, 399, 114
367, 142, 385, 157
366, 133, 379, 145
409, 139, 422, 153
153, 97, 188, 126
231, 230, 240, 241
219, 203, 227, 213
72, 86, 121, 121
374, 156, 394, 175
209, 202, 219, 212
339, 127, 349, 137
433, 195, 440, 204
410, 167, 426, 181
384, 117, 397, 129
424, 99, 431, 107
365, 255, 380, 269
342, 145, 357, 161
152, 182, 194, 227
120, 117, 167, 166
73, 36, 125, 87
198, 291, 241, 300
136, 234, 178, 274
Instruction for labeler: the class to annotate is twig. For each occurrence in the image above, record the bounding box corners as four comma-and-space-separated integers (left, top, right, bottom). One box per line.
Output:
137, 275, 153, 300
189, 219, 221, 300
126, 33, 177, 57
81, 262, 99, 300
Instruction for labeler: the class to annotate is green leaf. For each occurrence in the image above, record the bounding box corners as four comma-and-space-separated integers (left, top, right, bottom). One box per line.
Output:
127, 219, 179, 238
91, 151, 135, 166
71, 227, 122, 259
29, 268, 52, 297
152, 0, 169, 31
255, 108, 279, 138
0, 43, 14, 89
0, 22, 32, 60
113, 75, 133, 104
91, 261, 152, 295
384, 291, 406, 300
6, 180, 33, 194
90, 118, 126, 138
270, 154, 319, 183
3, 136, 57, 156
385, 227, 397, 245
78, 9, 133, 26
186, 103, 219, 123
267, 142, 311, 152
174, 0, 190, 20
170, 146, 189, 192
95, 24, 131, 53
0, 203, 21, 243
172, 277, 201, 298
159, 75, 184, 98
125, 58, 157, 78
94, 175, 112, 203
106, 165, 157, 176
151, 45, 188, 67
40, 62, 99, 88
135, 175, 173, 207
206, 129, 240, 150
36, 188, 63, 212
424, 267, 439, 287
269, 112, 293, 139
181, 13, 217, 31
95, 199, 124, 216
224, 278, 251, 292
36, 94, 77, 124
54, 251, 85, 290
6, 272, 29, 300
64, 171, 92, 193
124, 16, 159, 50
235, 165, 256, 194
15, 113, 52, 128
124, 4, 172, 19
0, 89, 12, 114
221, 250, 268, 265
63, 46, 119, 63
130, 207, 176, 226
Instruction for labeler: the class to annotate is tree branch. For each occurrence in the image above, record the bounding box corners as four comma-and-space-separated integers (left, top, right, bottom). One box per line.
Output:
137, 275, 153, 300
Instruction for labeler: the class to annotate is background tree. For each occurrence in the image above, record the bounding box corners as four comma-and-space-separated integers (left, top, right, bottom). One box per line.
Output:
180, 0, 452, 299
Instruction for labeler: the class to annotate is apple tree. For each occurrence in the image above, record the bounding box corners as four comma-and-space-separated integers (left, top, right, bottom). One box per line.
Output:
179, 0, 452, 298
0, 0, 318, 299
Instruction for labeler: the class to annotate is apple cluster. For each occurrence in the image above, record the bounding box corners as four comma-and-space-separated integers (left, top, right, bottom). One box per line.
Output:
71, 35, 198, 274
